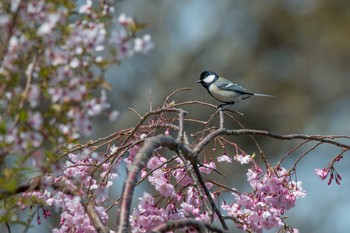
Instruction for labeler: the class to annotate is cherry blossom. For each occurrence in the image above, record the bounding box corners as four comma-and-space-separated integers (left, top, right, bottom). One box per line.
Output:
222, 166, 306, 232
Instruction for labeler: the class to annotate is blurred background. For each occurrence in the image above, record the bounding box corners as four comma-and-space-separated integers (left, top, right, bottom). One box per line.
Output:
95, 0, 350, 232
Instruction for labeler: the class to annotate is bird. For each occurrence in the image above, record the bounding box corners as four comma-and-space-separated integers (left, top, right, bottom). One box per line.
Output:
196, 70, 273, 108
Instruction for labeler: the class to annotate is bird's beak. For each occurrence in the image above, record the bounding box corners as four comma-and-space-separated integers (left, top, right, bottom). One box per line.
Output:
196, 80, 201, 83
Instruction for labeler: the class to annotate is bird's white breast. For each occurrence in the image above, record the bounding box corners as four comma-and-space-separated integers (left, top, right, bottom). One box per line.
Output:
209, 84, 242, 103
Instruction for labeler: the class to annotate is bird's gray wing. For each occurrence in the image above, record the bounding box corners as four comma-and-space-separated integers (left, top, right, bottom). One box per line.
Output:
216, 82, 253, 95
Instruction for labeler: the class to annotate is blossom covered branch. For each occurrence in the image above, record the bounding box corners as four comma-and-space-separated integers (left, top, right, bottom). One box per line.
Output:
112, 97, 349, 232
9, 90, 350, 233
1, 1, 349, 233
0, 0, 154, 231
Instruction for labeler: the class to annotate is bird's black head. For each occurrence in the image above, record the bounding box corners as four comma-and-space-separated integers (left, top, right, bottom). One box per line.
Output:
196, 70, 219, 87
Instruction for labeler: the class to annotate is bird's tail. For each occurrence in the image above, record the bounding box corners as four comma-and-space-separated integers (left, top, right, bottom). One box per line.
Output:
253, 93, 274, 97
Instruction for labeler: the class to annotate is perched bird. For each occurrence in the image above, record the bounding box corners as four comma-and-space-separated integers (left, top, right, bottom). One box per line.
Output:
197, 70, 273, 108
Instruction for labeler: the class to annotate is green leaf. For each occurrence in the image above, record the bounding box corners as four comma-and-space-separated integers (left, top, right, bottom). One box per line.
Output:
45, 150, 57, 162
0, 121, 6, 134
19, 109, 28, 121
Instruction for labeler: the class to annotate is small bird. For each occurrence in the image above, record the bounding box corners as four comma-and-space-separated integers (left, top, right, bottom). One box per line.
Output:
197, 70, 273, 108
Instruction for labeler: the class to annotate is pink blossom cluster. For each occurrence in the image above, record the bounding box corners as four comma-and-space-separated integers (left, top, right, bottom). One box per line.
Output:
315, 154, 343, 185
222, 166, 305, 232
19, 147, 117, 232
20, 189, 107, 232
17, 137, 307, 232
2, 1, 155, 226
0, 0, 152, 156
52, 193, 106, 233
315, 166, 342, 185
19, 190, 52, 225
130, 188, 209, 233
130, 156, 215, 232
128, 150, 305, 232
130, 192, 171, 232
1, 1, 152, 225
110, 13, 154, 60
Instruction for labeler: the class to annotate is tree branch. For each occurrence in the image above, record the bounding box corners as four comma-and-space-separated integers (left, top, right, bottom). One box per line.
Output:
116, 134, 194, 233
192, 162, 229, 230
194, 128, 350, 155
85, 201, 109, 233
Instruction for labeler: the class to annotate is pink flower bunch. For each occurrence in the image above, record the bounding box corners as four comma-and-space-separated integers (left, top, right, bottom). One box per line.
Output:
0, 0, 152, 156
109, 13, 154, 60
1, 2, 152, 225
19, 190, 53, 225
222, 166, 306, 232
134, 152, 305, 232
147, 156, 176, 198
19, 146, 118, 231
52, 192, 105, 233
130, 192, 170, 233
315, 154, 343, 185
131, 188, 209, 233
1, 2, 154, 221
130, 156, 212, 232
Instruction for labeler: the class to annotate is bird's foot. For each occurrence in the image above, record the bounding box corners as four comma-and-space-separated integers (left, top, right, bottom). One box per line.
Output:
217, 103, 234, 110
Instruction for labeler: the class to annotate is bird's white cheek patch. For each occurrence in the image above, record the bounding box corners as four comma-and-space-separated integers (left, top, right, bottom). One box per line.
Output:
203, 75, 216, 84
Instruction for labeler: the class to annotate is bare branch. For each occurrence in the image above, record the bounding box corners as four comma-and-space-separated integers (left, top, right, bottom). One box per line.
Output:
177, 109, 188, 142
219, 109, 225, 129
192, 162, 229, 230
149, 89, 153, 111
172, 100, 217, 109
290, 142, 323, 172
228, 129, 350, 149
163, 87, 191, 106
194, 128, 350, 156
128, 107, 142, 119
121, 107, 183, 145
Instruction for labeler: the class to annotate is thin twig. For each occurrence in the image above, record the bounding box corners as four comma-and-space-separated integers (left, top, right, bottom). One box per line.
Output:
172, 100, 216, 108
290, 142, 323, 172
192, 162, 229, 230
128, 107, 142, 119
149, 89, 153, 111
163, 87, 191, 106
277, 140, 309, 167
